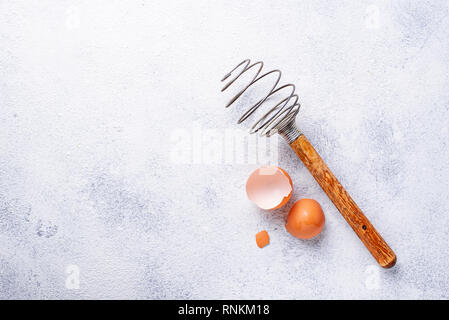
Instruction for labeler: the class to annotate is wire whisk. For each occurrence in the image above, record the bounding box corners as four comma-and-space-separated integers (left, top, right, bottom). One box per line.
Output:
221, 59, 301, 139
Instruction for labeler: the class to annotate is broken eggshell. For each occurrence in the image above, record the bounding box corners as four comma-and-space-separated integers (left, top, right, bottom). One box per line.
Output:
255, 230, 270, 248
246, 166, 293, 210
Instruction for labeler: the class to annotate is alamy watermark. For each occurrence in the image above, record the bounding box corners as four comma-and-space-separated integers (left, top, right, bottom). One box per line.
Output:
170, 126, 279, 165
365, 5, 380, 29
65, 264, 80, 290
65, 6, 80, 30
364, 265, 380, 290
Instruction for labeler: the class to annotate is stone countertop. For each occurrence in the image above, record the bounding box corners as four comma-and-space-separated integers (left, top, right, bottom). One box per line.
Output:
1, 1, 448, 299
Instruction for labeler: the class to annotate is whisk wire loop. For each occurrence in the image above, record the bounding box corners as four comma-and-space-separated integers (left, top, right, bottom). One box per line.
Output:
221, 59, 301, 136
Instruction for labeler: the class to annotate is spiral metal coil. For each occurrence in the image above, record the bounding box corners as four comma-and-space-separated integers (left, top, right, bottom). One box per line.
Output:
221, 59, 301, 139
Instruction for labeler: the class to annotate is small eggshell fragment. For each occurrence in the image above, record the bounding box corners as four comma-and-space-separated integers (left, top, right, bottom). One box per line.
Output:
255, 230, 270, 248
246, 166, 293, 210
285, 199, 325, 239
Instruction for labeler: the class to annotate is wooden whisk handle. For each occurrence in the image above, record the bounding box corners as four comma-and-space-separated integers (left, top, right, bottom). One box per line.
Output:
290, 134, 396, 268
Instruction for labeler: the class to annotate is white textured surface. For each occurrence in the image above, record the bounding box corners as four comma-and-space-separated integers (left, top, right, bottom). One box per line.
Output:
1, 0, 449, 299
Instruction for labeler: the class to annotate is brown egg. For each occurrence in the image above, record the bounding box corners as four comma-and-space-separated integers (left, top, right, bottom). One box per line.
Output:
246, 166, 293, 210
285, 199, 325, 239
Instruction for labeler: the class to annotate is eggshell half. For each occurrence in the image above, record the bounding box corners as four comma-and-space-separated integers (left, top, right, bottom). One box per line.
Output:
246, 166, 293, 210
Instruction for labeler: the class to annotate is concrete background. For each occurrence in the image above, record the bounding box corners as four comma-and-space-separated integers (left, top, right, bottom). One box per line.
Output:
1, 0, 449, 299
